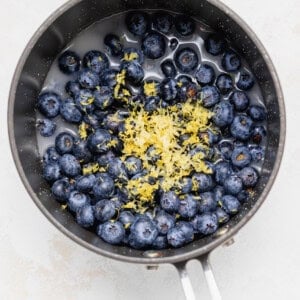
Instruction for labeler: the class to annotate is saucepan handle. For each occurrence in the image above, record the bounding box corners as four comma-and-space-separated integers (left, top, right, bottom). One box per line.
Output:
174, 253, 222, 300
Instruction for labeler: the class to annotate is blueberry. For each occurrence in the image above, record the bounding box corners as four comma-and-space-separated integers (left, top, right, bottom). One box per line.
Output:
222, 50, 241, 72
129, 217, 158, 249
175, 15, 195, 36
167, 222, 194, 247
83, 50, 109, 74
75, 174, 96, 192
192, 213, 218, 235
231, 146, 252, 168
43, 162, 61, 182
237, 70, 255, 90
111, 187, 129, 205
68, 190, 90, 212
102, 113, 124, 133
98, 221, 125, 245
122, 47, 144, 64
169, 38, 179, 51
178, 194, 198, 218
192, 173, 214, 192
221, 195, 241, 215
93, 173, 115, 199
177, 82, 198, 101
142, 32, 166, 59
153, 235, 168, 249
76, 204, 94, 228
195, 64, 215, 85
124, 156, 142, 177
250, 146, 265, 162
119, 211, 135, 226
248, 105, 266, 121
107, 158, 128, 182
215, 208, 229, 224
199, 192, 217, 213
94, 199, 116, 222
74, 89, 95, 112
104, 34, 123, 57
214, 161, 233, 185
99, 69, 119, 88
65, 81, 81, 98
78, 69, 100, 89
176, 75, 192, 85
97, 151, 116, 167
153, 12, 174, 34
212, 100, 234, 127
60, 98, 83, 123
200, 85, 220, 108
55, 132, 75, 154
251, 126, 266, 144
122, 61, 144, 85
237, 190, 250, 203
175, 47, 198, 73
37, 119, 56, 137
229, 91, 250, 111
59, 154, 81, 177
87, 129, 111, 154
126, 11, 150, 36
230, 115, 253, 141
154, 211, 175, 235
216, 74, 233, 94
58, 50, 80, 74
161, 60, 177, 78
160, 78, 177, 101
176, 177, 193, 194
218, 140, 234, 161
223, 175, 243, 195
43, 146, 60, 164
37, 92, 61, 118
204, 34, 226, 56
73, 140, 92, 163
144, 96, 160, 112
160, 191, 180, 213
238, 167, 258, 187
213, 185, 225, 203
51, 178, 74, 202
93, 86, 113, 110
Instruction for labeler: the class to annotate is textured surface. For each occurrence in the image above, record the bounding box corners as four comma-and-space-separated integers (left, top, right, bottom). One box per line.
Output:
0, 0, 299, 299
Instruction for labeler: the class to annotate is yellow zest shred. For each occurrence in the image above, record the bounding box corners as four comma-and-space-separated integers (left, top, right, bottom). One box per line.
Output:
122, 52, 138, 62
143, 81, 158, 97
82, 162, 101, 175
78, 122, 89, 140
80, 97, 94, 106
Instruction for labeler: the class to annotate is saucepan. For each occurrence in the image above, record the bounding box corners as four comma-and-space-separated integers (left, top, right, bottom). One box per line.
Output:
7, 0, 285, 299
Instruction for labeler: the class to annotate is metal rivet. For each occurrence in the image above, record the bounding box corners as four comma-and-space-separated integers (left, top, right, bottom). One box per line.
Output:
146, 265, 159, 270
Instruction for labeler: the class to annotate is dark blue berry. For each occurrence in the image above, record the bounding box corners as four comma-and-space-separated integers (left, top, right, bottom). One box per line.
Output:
251, 126, 266, 144
238, 167, 258, 187
93, 173, 115, 199
124, 156, 142, 177
76, 204, 94, 228
178, 194, 198, 218
160, 191, 180, 213
98, 221, 125, 245
222, 50, 241, 72
87, 129, 112, 154
65, 81, 81, 98
192, 213, 218, 235
223, 175, 243, 195
99, 69, 119, 88
195, 64, 215, 85
43, 146, 60, 164
230, 91, 250, 111
215, 208, 229, 224
177, 82, 198, 101
94, 199, 116, 222
250, 146, 265, 162
200, 85, 220, 108
38, 92, 61, 118
212, 100, 234, 127
237, 70, 255, 90
218, 140, 234, 161
199, 192, 217, 213
93, 86, 113, 110
51, 178, 73, 202
43, 162, 61, 182
176, 177, 193, 194
154, 211, 175, 235
205, 34, 226, 56
216, 73, 233, 94
221, 195, 241, 215
237, 190, 250, 203
231, 146, 252, 168
192, 173, 214, 192
122, 48, 144, 64
55, 132, 74, 154
144, 96, 160, 112
37, 119, 56, 137
74, 89, 95, 113
58, 50, 80, 74
122, 61, 144, 85
119, 211, 135, 226
169, 38, 179, 51
60, 98, 83, 123
59, 154, 81, 177
97, 151, 116, 167
83, 50, 109, 74
160, 78, 177, 101
214, 185, 225, 203
175, 15, 195, 36
248, 105, 266, 121
142, 32, 166, 59
161, 60, 177, 78
153, 235, 168, 249
230, 115, 253, 141
68, 190, 90, 212
126, 11, 150, 36
175, 47, 198, 72
214, 161, 233, 185
78, 69, 100, 89
153, 12, 174, 34
75, 174, 96, 192
107, 158, 128, 182
104, 34, 123, 57
167, 221, 194, 247
73, 140, 92, 163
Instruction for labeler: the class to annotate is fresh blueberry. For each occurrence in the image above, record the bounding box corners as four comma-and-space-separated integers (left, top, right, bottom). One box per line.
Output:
160, 78, 177, 101
119, 211, 135, 226
221, 195, 241, 215
177, 82, 198, 101
93, 86, 113, 110
229, 91, 250, 111
37, 119, 56, 137
213, 185, 225, 203
169, 38, 179, 51
68, 190, 90, 212
93, 173, 115, 199
204, 34, 226, 56
97, 151, 116, 168
99, 69, 119, 88
83, 50, 109, 74
59, 154, 81, 177
178, 194, 198, 218
124, 156, 142, 177
94, 199, 116, 222
55, 132, 74, 154
43, 162, 61, 182
43, 146, 60, 164
214, 208, 229, 224
251, 126, 266, 144
144, 96, 160, 112
218, 140, 234, 161
74, 89, 95, 112
87, 129, 112, 154
212, 100, 234, 127
192, 213, 218, 235
78, 69, 100, 89
231, 146, 252, 168
237, 190, 250, 203
126, 11, 150, 36
122, 61, 144, 85
175, 15, 195, 36
175, 47, 198, 73
199, 192, 217, 213
153, 12, 174, 34
237, 70, 255, 90
122, 47, 144, 64
200, 85, 220, 108
176, 177, 193, 194
111, 187, 129, 205
107, 158, 128, 182
153, 235, 168, 249
214, 161, 233, 185
222, 50, 241, 72
51, 177, 74, 202
102, 113, 125, 133
249, 146, 265, 162
154, 211, 175, 235
160, 191, 180, 213
161, 60, 177, 78
238, 167, 258, 187
223, 175, 243, 195
248, 105, 266, 121
58, 50, 80, 74
192, 173, 214, 192
76, 204, 94, 228
195, 64, 215, 85
60, 98, 83, 123
129, 216, 158, 249
37, 92, 61, 118
230, 115, 253, 141
176, 75, 192, 85
216, 73, 233, 94
142, 31, 166, 59
167, 221, 194, 247
75, 174, 96, 192
104, 33, 123, 57
73, 140, 92, 163
98, 221, 125, 245
65, 81, 81, 98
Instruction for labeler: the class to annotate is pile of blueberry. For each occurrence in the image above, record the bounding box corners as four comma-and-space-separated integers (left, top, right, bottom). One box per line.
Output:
37, 11, 266, 249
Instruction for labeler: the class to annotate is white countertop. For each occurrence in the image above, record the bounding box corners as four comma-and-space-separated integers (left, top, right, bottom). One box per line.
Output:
0, 0, 299, 299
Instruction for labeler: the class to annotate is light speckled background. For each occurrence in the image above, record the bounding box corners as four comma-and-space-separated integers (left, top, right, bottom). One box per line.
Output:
0, 1, 299, 299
